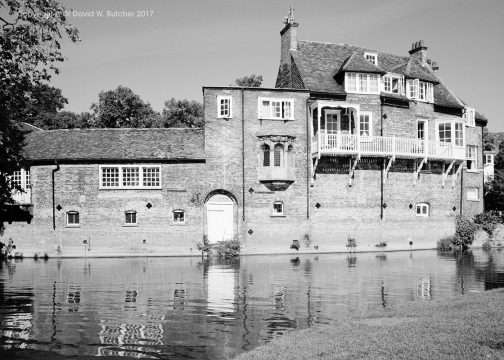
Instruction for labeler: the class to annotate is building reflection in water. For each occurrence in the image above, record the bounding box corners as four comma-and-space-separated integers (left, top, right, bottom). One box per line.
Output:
0, 250, 503, 360
97, 321, 163, 358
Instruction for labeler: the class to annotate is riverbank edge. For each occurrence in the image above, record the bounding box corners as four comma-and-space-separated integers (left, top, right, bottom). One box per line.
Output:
233, 288, 504, 360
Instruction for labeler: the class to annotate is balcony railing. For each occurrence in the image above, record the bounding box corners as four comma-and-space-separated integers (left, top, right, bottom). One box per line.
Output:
257, 167, 295, 182
312, 133, 466, 161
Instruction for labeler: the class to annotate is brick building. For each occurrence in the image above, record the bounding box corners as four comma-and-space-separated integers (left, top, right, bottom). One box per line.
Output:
2, 15, 487, 257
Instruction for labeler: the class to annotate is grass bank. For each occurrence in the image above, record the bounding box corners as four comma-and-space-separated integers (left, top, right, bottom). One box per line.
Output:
235, 289, 504, 360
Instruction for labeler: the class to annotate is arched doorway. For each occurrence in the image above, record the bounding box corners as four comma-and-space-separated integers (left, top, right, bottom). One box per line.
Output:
206, 192, 235, 244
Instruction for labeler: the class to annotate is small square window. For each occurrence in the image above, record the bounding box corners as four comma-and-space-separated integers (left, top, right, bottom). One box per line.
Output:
272, 202, 284, 216
67, 211, 80, 227
364, 52, 377, 66
125, 211, 137, 225
415, 203, 429, 217
173, 210, 185, 224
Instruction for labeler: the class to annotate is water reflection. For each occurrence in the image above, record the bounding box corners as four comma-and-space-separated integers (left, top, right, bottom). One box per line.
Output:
0, 249, 503, 359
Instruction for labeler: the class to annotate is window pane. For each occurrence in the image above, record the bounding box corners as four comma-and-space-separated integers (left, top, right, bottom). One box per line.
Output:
262, 145, 270, 167
274, 145, 282, 166
68, 212, 79, 224
260, 100, 270, 118
283, 101, 291, 119
369, 74, 378, 93
173, 210, 185, 222
126, 212, 136, 224
418, 122, 425, 139
272, 101, 282, 118
455, 123, 463, 146
359, 74, 368, 92
360, 114, 370, 136
273, 202, 283, 214
220, 98, 230, 117
384, 77, 391, 92
439, 123, 451, 143
102, 167, 119, 187
347, 74, 356, 92
142, 167, 160, 187
122, 167, 139, 187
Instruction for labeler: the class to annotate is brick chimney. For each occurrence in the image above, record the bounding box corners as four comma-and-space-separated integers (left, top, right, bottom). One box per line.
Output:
409, 40, 428, 64
280, 7, 298, 65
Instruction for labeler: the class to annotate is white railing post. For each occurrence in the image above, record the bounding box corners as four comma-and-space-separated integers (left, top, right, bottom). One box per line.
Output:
424, 139, 428, 158
357, 133, 360, 155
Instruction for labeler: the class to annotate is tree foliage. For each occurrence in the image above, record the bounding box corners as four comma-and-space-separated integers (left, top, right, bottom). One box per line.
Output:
161, 98, 203, 128
90, 86, 159, 128
0, 0, 79, 231
235, 74, 263, 87
485, 141, 504, 211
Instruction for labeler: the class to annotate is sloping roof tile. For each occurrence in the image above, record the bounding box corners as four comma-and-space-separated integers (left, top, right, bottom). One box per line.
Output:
340, 51, 386, 74
290, 40, 463, 108
23, 128, 205, 162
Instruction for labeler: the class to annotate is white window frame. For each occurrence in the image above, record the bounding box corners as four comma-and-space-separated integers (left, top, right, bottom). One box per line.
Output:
436, 121, 465, 147
407, 80, 433, 102
258, 98, 294, 120
345, 73, 380, 94
272, 201, 284, 216
359, 112, 372, 137
66, 211, 80, 227
415, 203, 429, 217
124, 210, 138, 225
464, 107, 475, 127
99, 165, 162, 189
466, 187, 479, 201
364, 52, 378, 66
173, 209, 185, 224
383, 74, 404, 95
485, 154, 494, 165
466, 145, 478, 172
217, 95, 232, 118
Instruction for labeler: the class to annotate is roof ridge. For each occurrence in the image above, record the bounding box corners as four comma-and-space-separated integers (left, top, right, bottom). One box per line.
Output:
299, 40, 410, 62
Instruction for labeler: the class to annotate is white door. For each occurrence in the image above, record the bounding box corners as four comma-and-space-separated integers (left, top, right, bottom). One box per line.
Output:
207, 195, 233, 244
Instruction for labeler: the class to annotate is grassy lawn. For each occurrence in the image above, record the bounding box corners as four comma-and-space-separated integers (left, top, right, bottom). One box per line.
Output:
235, 289, 504, 360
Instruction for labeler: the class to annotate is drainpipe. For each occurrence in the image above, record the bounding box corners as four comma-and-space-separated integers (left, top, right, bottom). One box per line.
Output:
306, 98, 310, 219
241, 88, 245, 221
460, 167, 463, 216
52, 161, 60, 230
380, 102, 384, 219
481, 125, 485, 212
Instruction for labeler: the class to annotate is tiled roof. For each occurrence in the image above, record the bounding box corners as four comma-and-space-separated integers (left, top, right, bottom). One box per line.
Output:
22, 128, 205, 162
290, 40, 463, 108
391, 58, 439, 83
339, 51, 386, 74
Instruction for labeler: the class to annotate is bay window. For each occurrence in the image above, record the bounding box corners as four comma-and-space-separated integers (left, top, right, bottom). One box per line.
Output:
437, 121, 464, 147
345, 73, 380, 94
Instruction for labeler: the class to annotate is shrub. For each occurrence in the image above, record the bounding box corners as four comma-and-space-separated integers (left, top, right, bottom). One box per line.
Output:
213, 237, 240, 259
375, 242, 387, 248
454, 215, 479, 249
0, 238, 16, 259
437, 235, 455, 251
302, 233, 311, 248
473, 211, 503, 235
196, 235, 211, 257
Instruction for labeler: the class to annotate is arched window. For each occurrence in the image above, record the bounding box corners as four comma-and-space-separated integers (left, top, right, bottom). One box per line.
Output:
173, 210, 185, 224
274, 144, 283, 167
125, 210, 137, 224
67, 211, 80, 226
272, 201, 284, 216
262, 144, 270, 167
416, 203, 429, 217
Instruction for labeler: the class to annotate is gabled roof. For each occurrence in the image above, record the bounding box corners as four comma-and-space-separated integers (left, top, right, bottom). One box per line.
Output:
22, 128, 205, 162
288, 40, 463, 108
391, 58, 439, 84
339, 51, 386, 74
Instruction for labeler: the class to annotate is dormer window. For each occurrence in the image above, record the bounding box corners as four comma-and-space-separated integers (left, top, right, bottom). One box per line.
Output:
217, 95, 232, 118
364, 52, 378, 66
345, 73, 380, 94
383, 74, 404, 95
464, 107, 475, 127
407, 79, 433, 102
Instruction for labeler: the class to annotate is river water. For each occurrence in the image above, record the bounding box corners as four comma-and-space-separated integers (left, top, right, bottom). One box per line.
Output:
0, 249, 503, 359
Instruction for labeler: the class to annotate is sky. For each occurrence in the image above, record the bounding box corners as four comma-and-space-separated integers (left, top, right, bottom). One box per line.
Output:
51, 0, 504, 132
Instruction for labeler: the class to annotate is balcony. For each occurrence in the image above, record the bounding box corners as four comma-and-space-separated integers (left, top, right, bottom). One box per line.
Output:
312, 133, 466, 161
